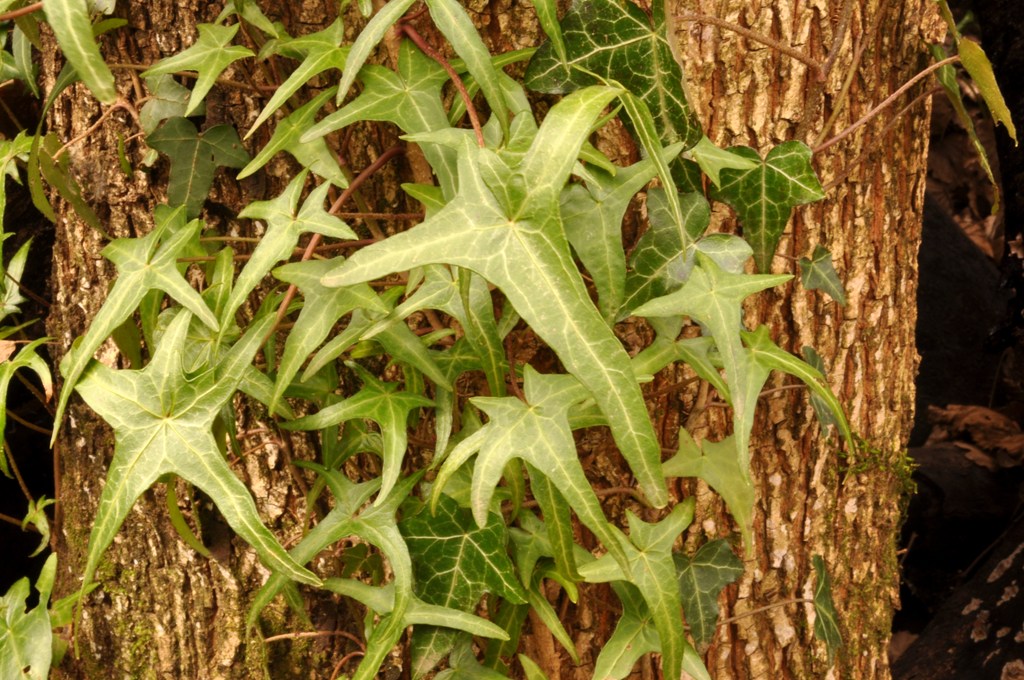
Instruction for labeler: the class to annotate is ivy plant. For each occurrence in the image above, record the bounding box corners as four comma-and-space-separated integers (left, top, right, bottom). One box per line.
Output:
8, 0, 1010, 676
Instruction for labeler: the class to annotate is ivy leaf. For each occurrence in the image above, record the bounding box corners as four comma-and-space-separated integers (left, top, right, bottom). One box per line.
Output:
75, 311, 320, 609
246, 19, 349, 138
812, 555, 842, 663
301, 40, 456, 197
146, 117, 250, 218
742, 326, 853, 451
801, 346, 839, 430
401, 494, 527, 677
44, 0, 116, 103
0, 131, 32, 221
0, 236, 31, 322
142, 23, 254, 116
0, 554, 55, 680
228, 172, 356, 322
620, 188, 710, 318
958, 40, 1017, 144
281, 362, 432, 506
0, 338, 52, 478
580, 501, 710, 680
237, 87, 347, 186
525, 0, 701, 149
323, 86, 667, 508
675, 539, 743, 649
710, 141, 824, 272
689, 136, 760, 187
139, 75, 200, 135
633, 252, 789, 503
270, 259, 387, 411
664, 431, 756, 553
592, 582, 659, 680
561, 154, 663, 322
799, 245, 846, 305
432, 366, 628, 569
53, 206, 219, 441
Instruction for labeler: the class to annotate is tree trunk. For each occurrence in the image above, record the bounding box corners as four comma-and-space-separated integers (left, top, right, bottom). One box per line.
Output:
42, 1, 940, 678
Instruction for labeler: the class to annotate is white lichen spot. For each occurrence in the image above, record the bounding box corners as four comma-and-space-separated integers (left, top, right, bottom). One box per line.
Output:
989, 544, 1024, 583
702, 519, 717, 534
970, 610, 991, 642
963, 598, 983, 614
744, 640, 758, 656
1001, 659, 1024, 680
844, 497, 858, 516
769, 472, 782, 487
773, 614, 796, 646
998, 583, 1019, 606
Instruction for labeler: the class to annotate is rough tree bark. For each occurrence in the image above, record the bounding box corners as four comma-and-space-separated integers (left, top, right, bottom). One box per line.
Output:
42, 0, 940, 678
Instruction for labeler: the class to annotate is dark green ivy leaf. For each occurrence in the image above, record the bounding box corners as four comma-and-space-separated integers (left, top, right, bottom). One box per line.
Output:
675, 539, 743, 649
524, 0, 701, 149
147, 117, 250, 218
710, 141, 824, 272
799, 245, 846, 305
812, 555, 842, 664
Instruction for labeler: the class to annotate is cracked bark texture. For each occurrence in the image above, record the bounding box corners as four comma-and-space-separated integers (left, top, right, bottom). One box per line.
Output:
43, 0, 937, 678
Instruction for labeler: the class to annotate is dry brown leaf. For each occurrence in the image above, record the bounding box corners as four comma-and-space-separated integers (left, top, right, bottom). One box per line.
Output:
0, 339, 15, 363
954, 441, 998, 471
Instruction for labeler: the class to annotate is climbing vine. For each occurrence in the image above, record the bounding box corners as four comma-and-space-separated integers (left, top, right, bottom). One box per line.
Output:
0, 0, 1014, 678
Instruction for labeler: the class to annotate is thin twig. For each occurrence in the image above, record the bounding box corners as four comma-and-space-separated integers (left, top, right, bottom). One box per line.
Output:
714, 598, 813, 627
6, 409, 52, 436
4, 439, 33, 502
0, 1, 42, 22
679, 12, 823, 74
820, 0, 855, 80
398, 23, 486, 148
264, 630, 365, 647
814, 55, 959, 154
822, 86, 941, 192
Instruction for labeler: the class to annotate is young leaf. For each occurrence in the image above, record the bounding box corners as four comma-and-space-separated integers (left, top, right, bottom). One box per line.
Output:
957, 40, 1017, 144
53, 206, 219, 441
246, 20, 349, 138
281, 363, 433, 506
74, 311, 321, 612
269, 259, 387, 410
801, 346, 840, 429
524, 0, 701, 149
323, 86, 668, 508
710, 141, 824, 272
675, 539, 744, 648
812, 554, 842, 663
335, 0, 418, 104
592, 582, 660, 680
689, 135, 760, 187
663, 431, 756, 553
44, 0, 117, 103
0, 554, 56, 680
400, 494, 527, 677
799, 244, 846, 305
0, 236, 31, 321
146, 117, 250, 218
561, 154, 664, 322
580, 501, 709, 680
0, 131, 32, 221
141, 23, 254, 116
228, 173, 356, 322
0, 338, 52, 478
237, 87, 347, 186
431, 366, 629, 569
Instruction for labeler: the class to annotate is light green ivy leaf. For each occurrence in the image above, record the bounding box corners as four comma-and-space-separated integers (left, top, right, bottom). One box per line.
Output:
0, 554, 56, 680
228, 172, 356, 323
139, 75, 200, 135
710, 141, 824, 272
54, 206, 219, 441
142, 23, 254, 116
44, 0, 116, 103
322, 86, 667, 508
281, 362, 432, 506
75, 311, 320, 614
0, 337, 52, 478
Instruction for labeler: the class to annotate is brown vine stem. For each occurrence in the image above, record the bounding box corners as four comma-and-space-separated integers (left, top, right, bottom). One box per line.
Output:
814, 0, 891, 148
0, 1, 42, 22
820, 0, 855, 80
264, 630, 366, 648
822, 86, 942, 192
398, 22, 486, 148
108, 63, 278, 93
266, 145, 406, 341
711, 597, 813, 628
678, 12, 823, 76
814, 55, 959, 154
